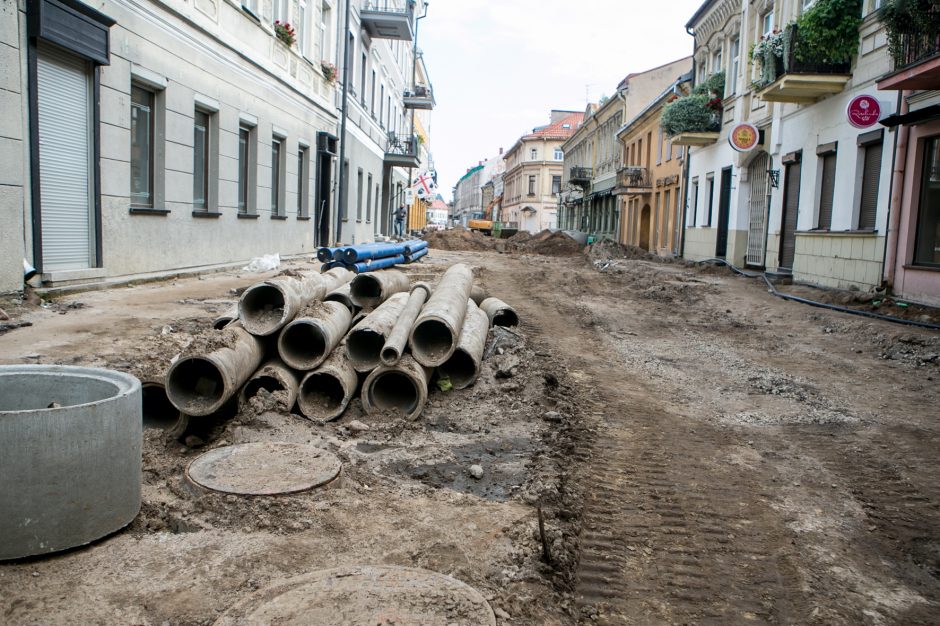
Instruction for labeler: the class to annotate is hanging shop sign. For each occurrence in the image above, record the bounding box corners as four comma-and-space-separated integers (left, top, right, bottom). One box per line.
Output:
728, 123, 760, 152
847, 95, 882, 129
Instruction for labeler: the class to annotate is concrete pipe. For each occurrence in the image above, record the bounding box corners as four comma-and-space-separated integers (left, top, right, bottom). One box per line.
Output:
480, 297, 520, 328
238, 274, 329, 337
380, 282, 432, 366
470, 284, 488, 306
239, 358, 301, 411
361, 354, 432, 420
166, 325, 265, 416
438, 301, 490, 390
346, 292, 408, 372
349, 269, 411, 308
322, 266, 355, 293
0, 365, 141, 560
278, 300, 352, 371
141, 378, 187, 432
410, 263, 474, 367
324, 283, 356, 314
212, 305, 239, 330
297, 347, 359, 422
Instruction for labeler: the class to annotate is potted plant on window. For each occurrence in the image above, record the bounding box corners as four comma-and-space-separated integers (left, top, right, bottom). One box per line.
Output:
321, 61, 337, 83
273, 20, 296, 47
750, 28, 787, 88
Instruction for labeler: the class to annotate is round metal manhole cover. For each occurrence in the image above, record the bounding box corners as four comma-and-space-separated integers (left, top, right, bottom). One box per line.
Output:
186, 442, 341, 495
214, 565, 496, 626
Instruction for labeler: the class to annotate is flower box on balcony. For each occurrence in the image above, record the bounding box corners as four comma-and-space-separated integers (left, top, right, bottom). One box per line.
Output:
669, 131, 720, 147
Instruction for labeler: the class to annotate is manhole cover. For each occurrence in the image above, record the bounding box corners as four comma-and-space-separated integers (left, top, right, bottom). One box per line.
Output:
186, 442, 341, 495
214, 565, 496, 625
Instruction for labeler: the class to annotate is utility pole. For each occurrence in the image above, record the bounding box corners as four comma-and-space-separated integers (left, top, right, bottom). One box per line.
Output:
335, 0, 352, 245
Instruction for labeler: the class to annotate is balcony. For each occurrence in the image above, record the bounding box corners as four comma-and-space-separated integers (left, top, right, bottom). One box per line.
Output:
615, 166, 652, 194
877, 5, 940, 90
569, 166, 593, 188
360, 1, 414, 41
670, 131, 719, 146
403, 84, 435, 110
384, 132, 420, 168
756, 25, 852, 104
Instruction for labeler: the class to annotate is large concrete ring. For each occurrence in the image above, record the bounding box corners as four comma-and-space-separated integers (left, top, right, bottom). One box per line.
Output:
0, 365, 142, 561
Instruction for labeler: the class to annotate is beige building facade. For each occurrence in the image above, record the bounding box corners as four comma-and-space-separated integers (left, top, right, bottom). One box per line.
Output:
502, 110, 582, 233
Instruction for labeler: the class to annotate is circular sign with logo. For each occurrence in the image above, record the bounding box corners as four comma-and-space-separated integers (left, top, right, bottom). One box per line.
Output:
729, 123, 760, 152
847, 95, 882, 129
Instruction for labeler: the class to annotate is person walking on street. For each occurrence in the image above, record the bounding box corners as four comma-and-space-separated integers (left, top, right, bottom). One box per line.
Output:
394, 205, 406, 237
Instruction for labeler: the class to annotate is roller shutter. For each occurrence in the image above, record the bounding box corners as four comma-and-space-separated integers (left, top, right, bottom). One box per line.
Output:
858, 142, 882, 230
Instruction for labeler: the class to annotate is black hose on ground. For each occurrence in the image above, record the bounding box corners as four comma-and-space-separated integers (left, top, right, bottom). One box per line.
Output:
695, 258, 940, 332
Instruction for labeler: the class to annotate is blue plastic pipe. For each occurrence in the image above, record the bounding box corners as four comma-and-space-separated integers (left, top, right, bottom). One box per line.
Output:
317, 247, 340, 263
351, 254, 406, 273
404, 240, 429, 255
342, 242, 408, 264
405, 248, 428, 263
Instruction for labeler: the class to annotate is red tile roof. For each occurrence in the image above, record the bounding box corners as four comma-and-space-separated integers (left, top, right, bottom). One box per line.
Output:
524, 111, 584, 141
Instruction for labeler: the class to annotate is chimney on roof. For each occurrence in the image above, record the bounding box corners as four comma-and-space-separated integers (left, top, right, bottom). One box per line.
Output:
550, 110, 572, 124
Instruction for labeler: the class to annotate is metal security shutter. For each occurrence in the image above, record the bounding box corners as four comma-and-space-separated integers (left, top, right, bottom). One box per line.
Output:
37, 43, 94, 271
746, 152, 771, 267
780, 161, 801, 270
858, 142, 882, 230
818, 153, 837, 230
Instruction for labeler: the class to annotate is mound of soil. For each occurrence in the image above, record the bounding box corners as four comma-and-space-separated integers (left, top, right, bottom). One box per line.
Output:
423, 227, 496, 252
586, 239, 655, 263
522, 230, 583, 256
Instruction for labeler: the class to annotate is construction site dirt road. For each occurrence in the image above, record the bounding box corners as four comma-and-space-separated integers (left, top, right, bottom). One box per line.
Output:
1, 244, 939, 624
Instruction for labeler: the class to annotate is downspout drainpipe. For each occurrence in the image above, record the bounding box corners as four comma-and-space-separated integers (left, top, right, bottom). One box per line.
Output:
883, 90, 909, 291
335, 0, 352, 245
680, 26, 696, 258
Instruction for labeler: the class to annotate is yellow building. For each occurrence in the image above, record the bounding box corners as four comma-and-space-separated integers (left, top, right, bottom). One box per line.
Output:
617, 73, 692, 254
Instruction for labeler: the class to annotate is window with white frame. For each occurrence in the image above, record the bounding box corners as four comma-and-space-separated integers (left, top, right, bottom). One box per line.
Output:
554, 148, 563, 160
273, 0, 287, 24
728, 37, 739, 95
712, 48, 723, 74
762, 10, 774, 36
297, 0, 308, 57
530, 148, 537, 160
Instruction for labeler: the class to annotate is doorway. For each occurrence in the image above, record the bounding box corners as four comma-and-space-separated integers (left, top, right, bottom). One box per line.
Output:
745, 152, 771, 267
779, 156, 802, 271
639, 204, 651, 251
715, 167, 733, 258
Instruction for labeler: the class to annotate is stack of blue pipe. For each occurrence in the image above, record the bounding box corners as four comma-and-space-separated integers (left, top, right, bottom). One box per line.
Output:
316, 240, 429, 274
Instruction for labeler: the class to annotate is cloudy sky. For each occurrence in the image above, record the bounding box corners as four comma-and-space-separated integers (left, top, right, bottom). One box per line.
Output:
419, 0, 705, 201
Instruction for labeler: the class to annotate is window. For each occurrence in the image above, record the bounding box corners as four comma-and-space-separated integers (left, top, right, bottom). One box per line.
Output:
130, 86, 154, 208
762, 10, 774, 36
380, 84, 385, 126
356, 168, 363, 221
691, 178, 699, 226
193, 110, 210, 211
298, 147, 309, 218
238, 125, 253, 214
374, 183, 380, 226
371, 70, 376, 114
271, 137, 284, 216
242, 0, 258, 15
657, 127, 663, 165
341, 160, 349, 220
858, 139, 882, 230
320, 3, 332, 63
360, 51, 367, 106
712, 49, 722, 74
729, 37, 740, 96
706, 174, 715, 226
528, 175, 536, 196
551, 175, 561, 196
530, 148, 537, 160
802, 0, 816, 9
554, 148, 563, 161
366, 173, 373, 221
817, 150, 838, 229
914, 136, 940, 266
298, 0, 308, 57
273, 0, 287, 23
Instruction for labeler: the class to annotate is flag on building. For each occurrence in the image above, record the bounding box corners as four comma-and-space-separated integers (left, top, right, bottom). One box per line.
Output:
412, 170, 437, 200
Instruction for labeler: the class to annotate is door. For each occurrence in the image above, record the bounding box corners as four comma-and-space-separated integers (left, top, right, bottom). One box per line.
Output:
36, 43, 95, 272
779, 159, 802, 270
639, 204, 651, 250
715, 167, 733, 258
315, 153, 332, 246
745, 152, 771, 267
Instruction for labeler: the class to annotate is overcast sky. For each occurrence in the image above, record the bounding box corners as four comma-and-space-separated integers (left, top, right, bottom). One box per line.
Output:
419, 0, 705, 202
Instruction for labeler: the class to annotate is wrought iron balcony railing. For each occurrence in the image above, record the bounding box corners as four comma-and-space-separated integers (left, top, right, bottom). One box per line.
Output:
361, 1, 415, 40
890, 5, 940, 70
384, 132, 420, 167
772, 25, 852, 80
617, 166, 652, 190
569, 166, 593, 187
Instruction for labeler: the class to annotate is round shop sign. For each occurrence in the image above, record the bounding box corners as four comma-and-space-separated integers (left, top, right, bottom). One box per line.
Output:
729, 123, 760, 152
847, 95, 882, 129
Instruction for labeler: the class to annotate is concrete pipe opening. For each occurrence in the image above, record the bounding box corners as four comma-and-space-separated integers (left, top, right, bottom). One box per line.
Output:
141, 381, 183, 430
166, 357, 225, 415
299, 372, 345, 414
438, 350, 477, 389
493, 310, 519, 327
351, 275, 383, 307
240, 284, 287, 335
0, 365, 141, 561
347, 329, 385, 368
279, 322, 328, 369
380, 345, 401, 365
411, 319, 454, 363
242, 375, 285, 400
367, 371, 421, 415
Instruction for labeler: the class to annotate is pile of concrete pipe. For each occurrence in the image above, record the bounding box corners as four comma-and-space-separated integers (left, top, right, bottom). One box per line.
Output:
142, 263, 520, 432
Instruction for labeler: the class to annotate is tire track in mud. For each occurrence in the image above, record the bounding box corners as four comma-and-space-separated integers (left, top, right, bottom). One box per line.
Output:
487, 259, 806, 623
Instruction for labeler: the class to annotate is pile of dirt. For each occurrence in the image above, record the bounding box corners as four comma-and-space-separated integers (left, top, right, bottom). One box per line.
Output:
782, 284, 940, 326
585, 239, 656, 263
514, 230, 583, 257
423, 227, 496, 252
